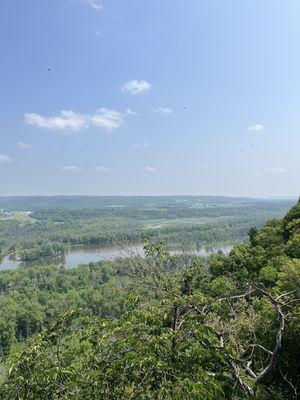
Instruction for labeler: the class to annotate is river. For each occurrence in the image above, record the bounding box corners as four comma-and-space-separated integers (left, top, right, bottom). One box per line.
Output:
0, 243, 233, 271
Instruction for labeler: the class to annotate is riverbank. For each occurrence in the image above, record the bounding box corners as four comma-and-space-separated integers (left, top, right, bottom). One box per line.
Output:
0, 242, 234, 271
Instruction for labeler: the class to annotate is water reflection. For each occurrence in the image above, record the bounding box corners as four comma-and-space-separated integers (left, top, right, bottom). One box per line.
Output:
0, 243, 233, 271
0, 254, 20, 270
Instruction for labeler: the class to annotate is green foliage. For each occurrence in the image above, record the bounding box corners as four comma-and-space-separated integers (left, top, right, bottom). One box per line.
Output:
0, 199, 299, 399
0, 261, 129, 355
277, 259, 300, 296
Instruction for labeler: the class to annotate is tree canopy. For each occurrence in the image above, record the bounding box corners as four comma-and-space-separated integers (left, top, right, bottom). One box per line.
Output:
0, 200, 299, 399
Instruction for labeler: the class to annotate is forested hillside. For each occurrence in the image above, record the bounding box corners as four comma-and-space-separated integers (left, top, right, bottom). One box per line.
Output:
0, 200, 299, 399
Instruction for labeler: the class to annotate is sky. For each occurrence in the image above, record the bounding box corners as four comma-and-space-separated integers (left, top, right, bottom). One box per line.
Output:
0, 0, 299, 197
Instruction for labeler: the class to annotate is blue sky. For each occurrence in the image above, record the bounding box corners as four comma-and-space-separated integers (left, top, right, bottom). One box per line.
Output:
0, 0, 299, 196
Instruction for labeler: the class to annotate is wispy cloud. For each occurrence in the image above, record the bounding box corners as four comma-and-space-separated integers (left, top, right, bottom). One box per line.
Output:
61, 166, 82, 172
17, 141, 33, 150
121, 80, 152, 95
126, 108, 139, 116
253, 167, 287, 177
0, 154, 11, 163
200, 164, 209, 169
89, 109, 124, 131
25, 108, 124, 132
133, 142, 149, 149
87, 0, 103, 10
267, 166, 287, 174
95, 165, 110, 172
248, 124, 265, 131
145, 166, 157, 172
74, 0, 103, 10
151, 107, 173, 114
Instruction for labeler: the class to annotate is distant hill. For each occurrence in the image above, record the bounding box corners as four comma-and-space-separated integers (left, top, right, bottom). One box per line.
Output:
0, 195, 295, 211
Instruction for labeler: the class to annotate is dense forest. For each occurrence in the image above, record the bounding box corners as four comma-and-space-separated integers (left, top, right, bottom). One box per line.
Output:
0, 196, 293, 263
0, 199, 299, 399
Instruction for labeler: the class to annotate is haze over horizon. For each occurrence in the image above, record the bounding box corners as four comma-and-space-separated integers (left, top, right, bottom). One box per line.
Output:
0, 194, 298, 201
1, 0, 299, 197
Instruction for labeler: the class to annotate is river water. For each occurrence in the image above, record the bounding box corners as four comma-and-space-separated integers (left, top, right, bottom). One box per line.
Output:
0, 243, 233, 271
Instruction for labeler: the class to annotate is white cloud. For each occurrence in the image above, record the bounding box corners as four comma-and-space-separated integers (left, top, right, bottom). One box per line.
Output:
126, 108, 139, 116
121, 80, 152, 95
253, 171, 263, 177
267, 166, 287, 174
248, 124, 265, 131
152, 107, 173, 114
17, 142, 33, 150
95, 165, 110, 172
25, 111, 87, 131
0, 154, 11, 163
61, 166, 82, 172
25, 108, 124, 132
200, 164, 209, 169
145, 166, 157, 172
133, 142, 149, 149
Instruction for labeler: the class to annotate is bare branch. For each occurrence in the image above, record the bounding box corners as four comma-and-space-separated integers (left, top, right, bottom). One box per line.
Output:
279, 367, 298, 399
218, 289, 256, 303
123, 271, 180, 298
248, 344, 273, 356
255, 302, 285, 384
229, 361, 255, 397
